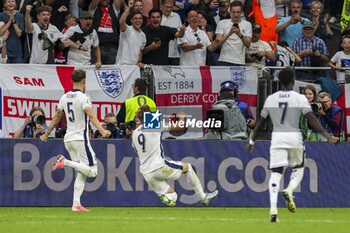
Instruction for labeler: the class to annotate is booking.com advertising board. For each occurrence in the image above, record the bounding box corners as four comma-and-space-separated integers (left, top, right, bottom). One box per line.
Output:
0, 139, 349, 207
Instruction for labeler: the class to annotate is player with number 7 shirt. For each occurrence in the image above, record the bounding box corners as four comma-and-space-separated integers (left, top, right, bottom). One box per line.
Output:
246, 67, 339, 223
40, 69, 111, 212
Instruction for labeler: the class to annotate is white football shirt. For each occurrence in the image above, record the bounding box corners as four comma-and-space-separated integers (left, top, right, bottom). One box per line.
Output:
57, 89, 92, 142
132, 124, 170, 175
260, 89, 312, 149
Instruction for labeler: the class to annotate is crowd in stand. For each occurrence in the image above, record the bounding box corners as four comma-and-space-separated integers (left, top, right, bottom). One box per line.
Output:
0, 0, 347, 81
0, 0, 347, 140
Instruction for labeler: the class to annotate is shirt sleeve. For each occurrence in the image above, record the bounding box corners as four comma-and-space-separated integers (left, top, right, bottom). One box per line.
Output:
82, 94, 93, 110
57, 96, 65, 112
300, 95, 312, 115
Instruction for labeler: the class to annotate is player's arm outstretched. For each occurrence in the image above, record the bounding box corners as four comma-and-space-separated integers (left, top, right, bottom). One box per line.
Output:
246, 116, 267, 152
304, 112, 339, 145
40, 110, 64, 142
85, 108, 111, 138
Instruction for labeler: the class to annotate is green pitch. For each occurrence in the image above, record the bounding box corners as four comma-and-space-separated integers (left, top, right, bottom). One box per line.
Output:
1, 207, 349, 233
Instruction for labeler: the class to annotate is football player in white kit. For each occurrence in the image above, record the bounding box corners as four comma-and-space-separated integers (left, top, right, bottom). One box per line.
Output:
131, 105, 218, 206
40, 69, 111, 211
246, 67, 339, 222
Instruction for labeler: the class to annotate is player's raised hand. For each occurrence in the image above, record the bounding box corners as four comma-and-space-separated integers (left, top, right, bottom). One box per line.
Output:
102, 129, 111, 138
40, 134, 48, 142
328, 137, 340, 146
246, 144, 253, 152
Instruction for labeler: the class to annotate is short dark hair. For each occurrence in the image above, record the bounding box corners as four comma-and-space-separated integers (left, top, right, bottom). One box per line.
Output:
278, 67, 295, 86
230, 1, 243, 9
148, 8, 162, 18
134, 78, 147, 94
136, 105, 151, 121
71, 69, 86, 83
37, 5, 52, 14
130, 11, 143, 20
105, 113, 116, 120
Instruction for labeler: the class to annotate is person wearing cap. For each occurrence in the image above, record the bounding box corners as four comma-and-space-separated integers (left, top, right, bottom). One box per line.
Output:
220, 80, 256, 130
245, 23, 276, 78
25, 5, 66, 64
204, 80, 247, 140
275, 0, 310, 48
292, 20, 329, 81
63, 11, 101, 68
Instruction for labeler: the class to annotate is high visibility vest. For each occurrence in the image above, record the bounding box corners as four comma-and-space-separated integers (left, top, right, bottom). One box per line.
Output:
341, 0, 350, 32
249, 0, 278, 45
125, 95, 157, 122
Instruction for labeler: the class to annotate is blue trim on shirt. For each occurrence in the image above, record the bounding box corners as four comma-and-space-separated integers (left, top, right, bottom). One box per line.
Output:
84, 113, 93, 166
71, 89, 82, 92
165, 160, 183, 170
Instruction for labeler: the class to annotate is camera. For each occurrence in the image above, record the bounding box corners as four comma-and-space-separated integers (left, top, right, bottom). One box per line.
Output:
105, 122, 116, 134
219, 1, 225, 7
311, 102, 323, 112
247, 119, 251, 125
205, 109, 226, 131
119, 121, 137, 138
94, 122, 120, 139
31, 115, 46, 127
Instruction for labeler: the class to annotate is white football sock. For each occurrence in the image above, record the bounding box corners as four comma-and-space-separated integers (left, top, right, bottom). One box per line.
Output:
64, 159, 97, 178
73, 173, 87, 207
185, 164, 206, 200
286, 167, 304, 194
269, 172, 282, 213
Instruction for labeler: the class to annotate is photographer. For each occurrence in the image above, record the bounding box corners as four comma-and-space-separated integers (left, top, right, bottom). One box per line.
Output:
314, 92, 345, 141
13, 106, 55, 138
204, 81, 247, 140
94, 113, 123, 139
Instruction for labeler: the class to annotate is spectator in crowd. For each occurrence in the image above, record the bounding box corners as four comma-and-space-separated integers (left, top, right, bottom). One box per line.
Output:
115, 0, 146, 66
141, 8, 186, 65
50, 0, 70, 31
275, 0, 309, 48
94, 113, 122, 138
215, 1, 252, 66
64, 11, 101, 68
309, 1, 333, 42
117, 78, 156, 126
0, 23, 9, 63
270, 40, 302, 81
25, 5, 65, 64
126, 0, 148, 29
245, 23, 276, 78
204, 81, 247, 140
89, 0, 124, 64
160, 0, 182, 65
198, 11, 214, 41
0, 0, 25, 63
220, 80, 256, 131
292, 21, 329, 81
329, 35, 350, 84
173, 0, 190, 23
55, 14, 77, 64
13, 106, 55, 138
300, 84, 318, 141
208, 0, 231, 31
315, 91, 344, 141
178, 10, 217, 66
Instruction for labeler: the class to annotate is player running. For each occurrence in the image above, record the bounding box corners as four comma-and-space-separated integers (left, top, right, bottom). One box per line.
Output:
246, 67, 339, 222
40, 69, 111, 211
131, 104, 218, 206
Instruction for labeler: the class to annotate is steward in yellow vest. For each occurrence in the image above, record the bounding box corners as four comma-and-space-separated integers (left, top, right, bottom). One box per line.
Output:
117, 78, 157, 125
